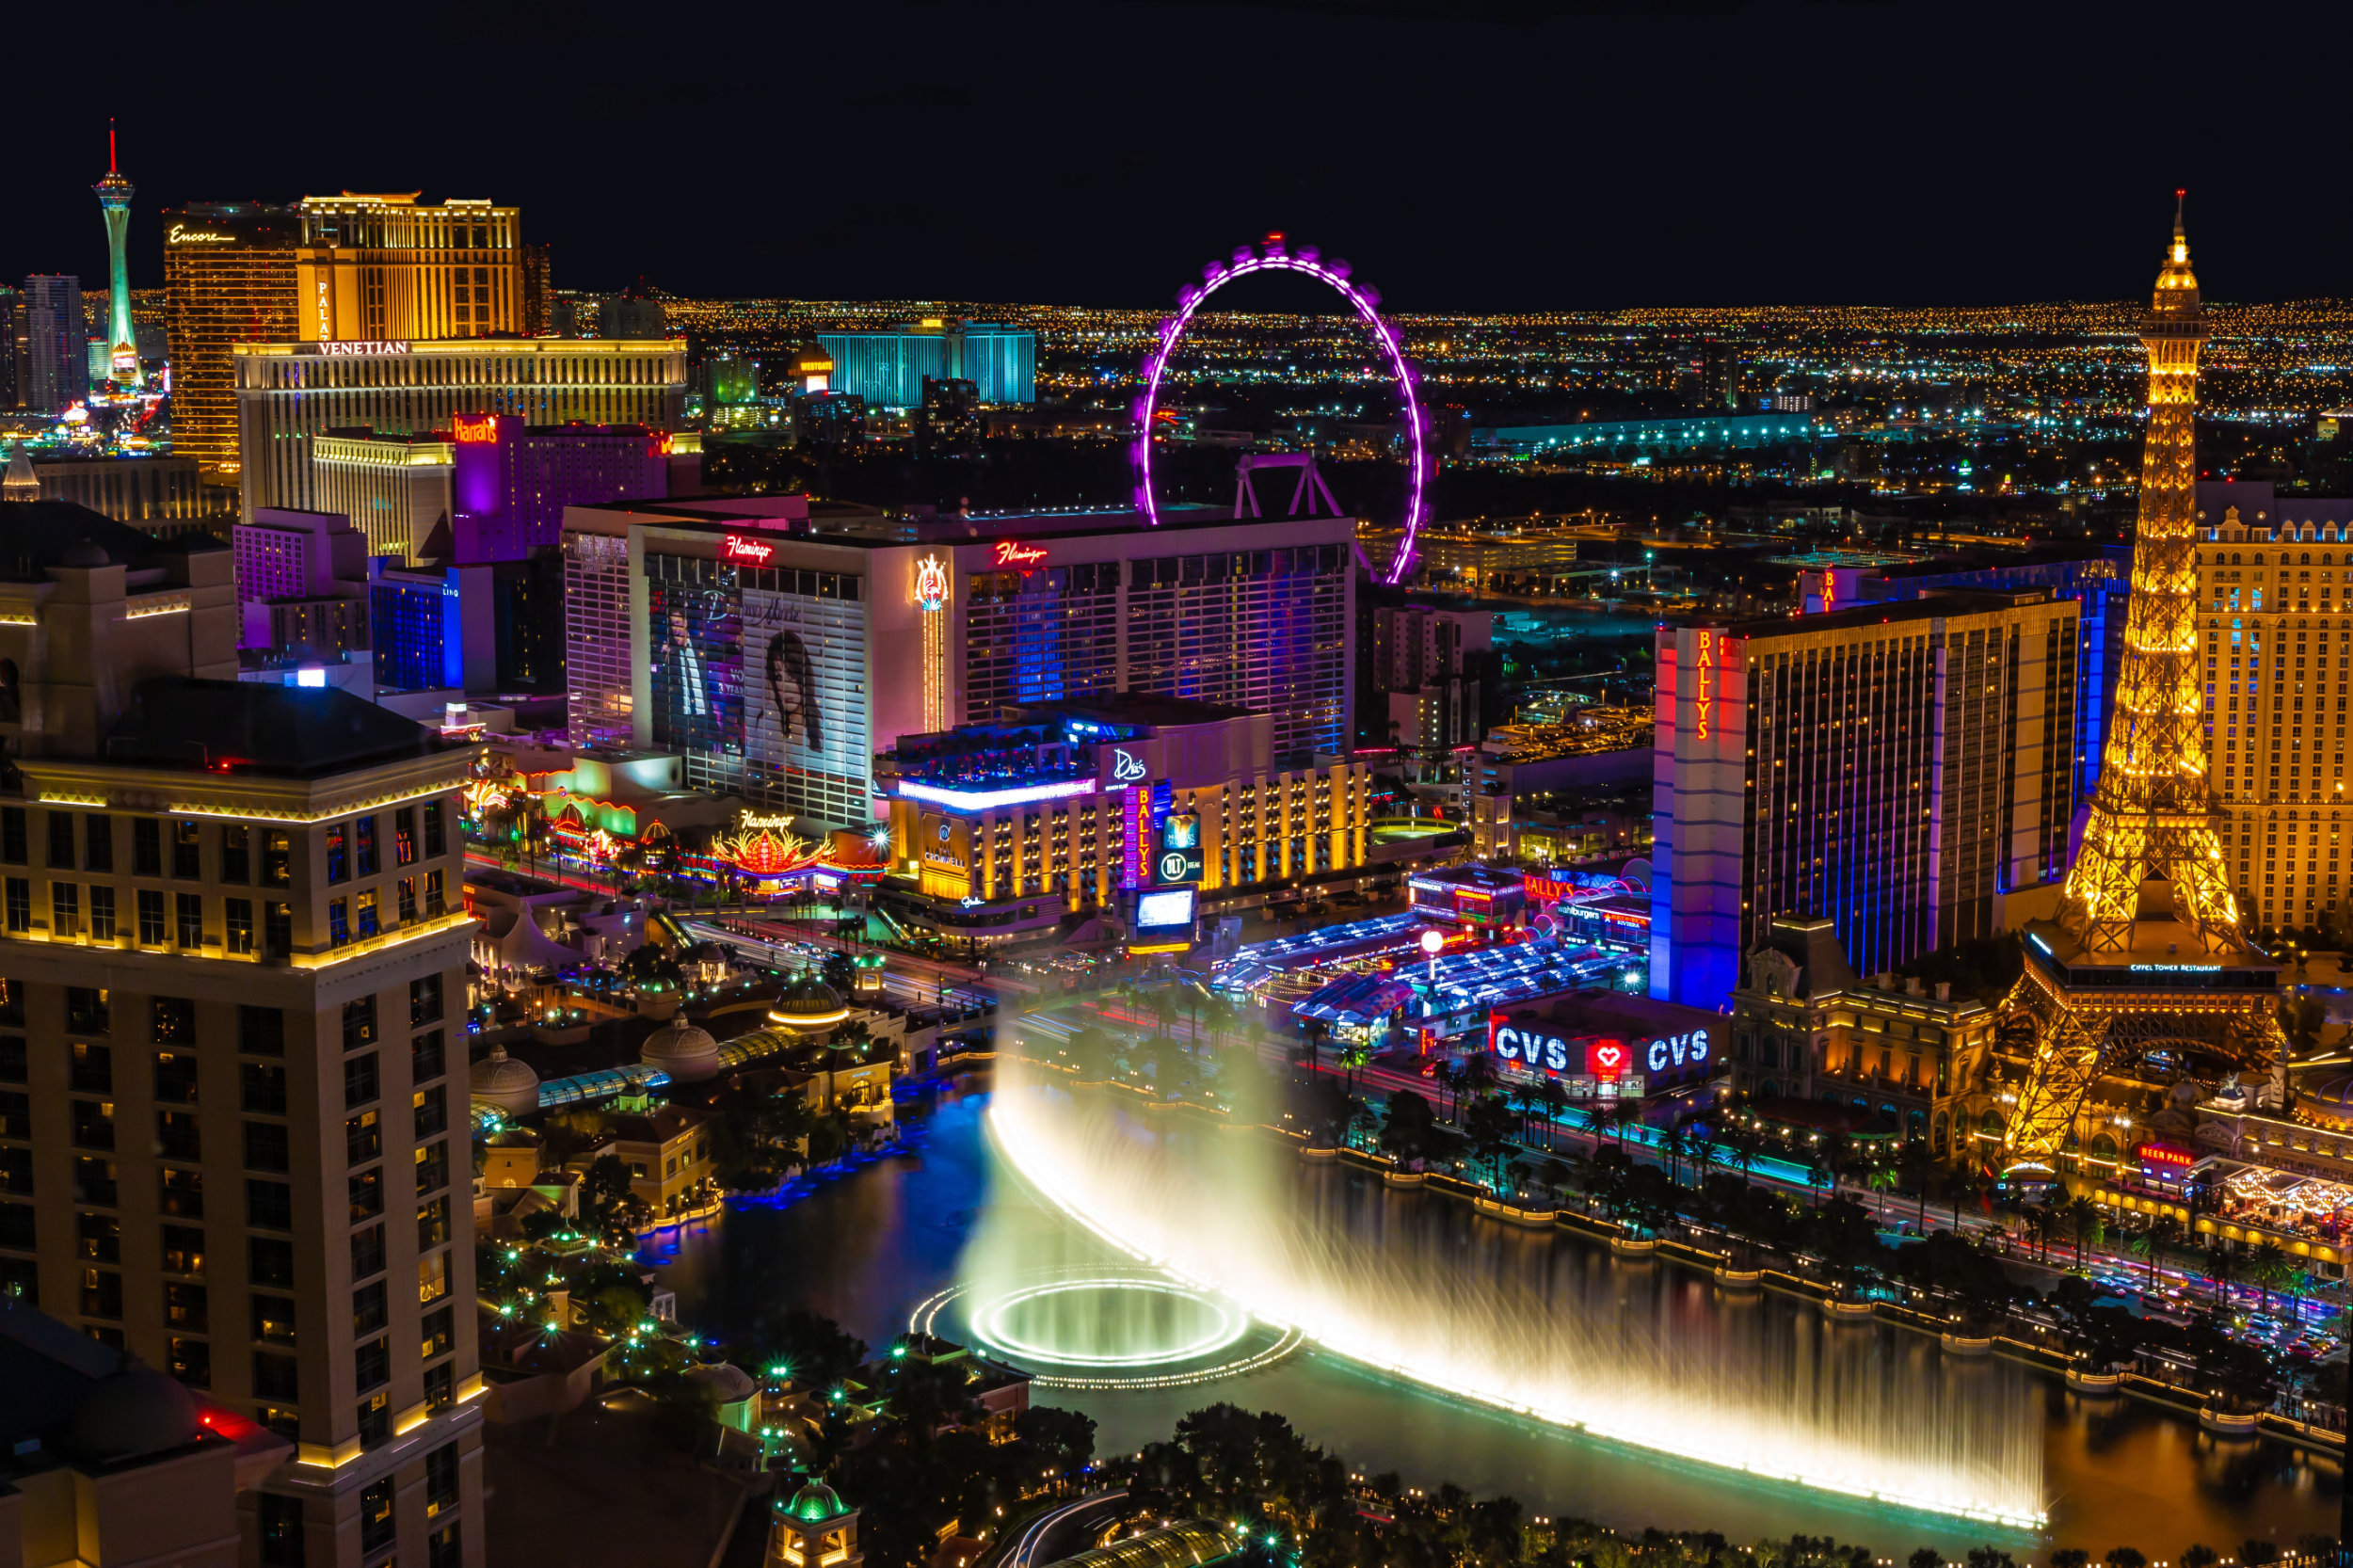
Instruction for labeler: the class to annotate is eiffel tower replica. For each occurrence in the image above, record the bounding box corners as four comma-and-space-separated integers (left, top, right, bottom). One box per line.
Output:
1995, 197, 2285, 1175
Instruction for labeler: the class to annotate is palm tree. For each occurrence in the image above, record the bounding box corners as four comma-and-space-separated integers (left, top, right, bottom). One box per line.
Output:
1295, 1018, 1330, 1082
1658, 1123, 1690, 1188
1897, 1139, 1936, 1235
1457, 1050, 1499, 1107
1148, 987, 1180, 1044
2024, 1203, 2057, 1264
1535, 1078, 1569, 1154
1719, 1118, 1762, 1192
2202, 1243, 2238, 1312
1867, 1165, 1901, 1222
2131, 1212, 2184, 1291
1606, 1094, 1643, 1155
1817, 1130, 1855, 1203
2245, 1240, 2290, 1318
1337, 1039, 1372, 1098
2064, 1195, 2102, 1272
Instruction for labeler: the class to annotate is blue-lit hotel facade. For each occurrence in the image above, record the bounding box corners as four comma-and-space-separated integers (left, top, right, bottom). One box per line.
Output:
1794, 548, 2132, 801
816, 320, 1036, 408
1650, 588, 2081, 1013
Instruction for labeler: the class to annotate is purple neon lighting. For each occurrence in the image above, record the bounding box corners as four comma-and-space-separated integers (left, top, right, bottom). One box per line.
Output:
1132, 248, 1427, 585
896, 776, 1098, 810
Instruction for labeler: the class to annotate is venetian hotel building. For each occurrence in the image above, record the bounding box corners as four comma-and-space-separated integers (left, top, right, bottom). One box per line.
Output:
0, 510, 483, 1568
233, 338, 686, 520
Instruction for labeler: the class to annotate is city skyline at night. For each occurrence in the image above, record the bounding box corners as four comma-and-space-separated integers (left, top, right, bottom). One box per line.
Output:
0, 5, 2345, 1563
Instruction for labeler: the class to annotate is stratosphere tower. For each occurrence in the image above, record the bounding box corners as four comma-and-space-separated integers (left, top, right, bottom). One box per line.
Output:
92, 122, 136, 388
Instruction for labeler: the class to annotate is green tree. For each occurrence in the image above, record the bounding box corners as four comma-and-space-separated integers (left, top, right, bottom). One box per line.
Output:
2064, 1194, 2103, 1271
2244, 1240, 2291, 1317
1535, 1077, 1570, 1153
2203, 1243, 2239, 1311
1867, 1164, 1901, 1222
2128, 1211, 2184, 1290
1378, 1089, 1434, 1168
1012, 1405, 1096, 1493
1464, 1095, 1518, 1189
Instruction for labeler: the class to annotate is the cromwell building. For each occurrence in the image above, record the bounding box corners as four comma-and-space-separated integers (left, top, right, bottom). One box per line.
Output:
877, 696, 1371, 946
561, 500, 1356, 835
1651, 588, 2080, 1011
234, 338, 686, 519
0, 506, 483, 1566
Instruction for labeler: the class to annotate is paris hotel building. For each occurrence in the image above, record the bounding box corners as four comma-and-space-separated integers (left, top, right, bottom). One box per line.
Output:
2191, 479, 2353, 933
0, 513, 485, 1568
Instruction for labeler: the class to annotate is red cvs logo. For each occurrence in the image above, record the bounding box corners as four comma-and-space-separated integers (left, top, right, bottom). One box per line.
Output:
1587, 1039, 1626, 1080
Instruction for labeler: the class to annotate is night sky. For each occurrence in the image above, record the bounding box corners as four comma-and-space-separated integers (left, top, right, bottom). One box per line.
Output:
13, 0, 2345, 312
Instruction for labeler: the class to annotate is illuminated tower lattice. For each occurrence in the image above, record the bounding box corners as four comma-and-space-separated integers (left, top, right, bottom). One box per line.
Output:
92, 122, 137, 388
1996, 197, 2284, 1172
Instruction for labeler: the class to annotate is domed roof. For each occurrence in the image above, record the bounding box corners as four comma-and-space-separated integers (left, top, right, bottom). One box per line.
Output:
782, 1478, 847, 1522
72, 1366, 199, 1459
684, 1360, 757, 1403
767, 974, 849, 1031
642, 1016, 723, 1081
469, 1044, 542, 1115
61, 539, 110, 568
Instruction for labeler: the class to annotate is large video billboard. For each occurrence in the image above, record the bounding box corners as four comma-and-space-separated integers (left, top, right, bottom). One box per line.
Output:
648, 581, 742, 755
742, 586, 870, 806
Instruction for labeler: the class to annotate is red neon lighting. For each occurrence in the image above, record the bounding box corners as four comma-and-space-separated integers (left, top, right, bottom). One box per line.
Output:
453, 414, 499, 445
722, 536, 776, 565
2137, 1143, 2194, 1170
1586, 1037, 1628, 1080
994, 540, 1048, 568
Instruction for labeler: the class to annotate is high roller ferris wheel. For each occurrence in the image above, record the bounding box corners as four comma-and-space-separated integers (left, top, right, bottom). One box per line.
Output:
1129, 234, 1429, 585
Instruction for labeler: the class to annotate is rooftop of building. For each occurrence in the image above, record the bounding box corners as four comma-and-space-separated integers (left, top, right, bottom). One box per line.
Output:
1721, 584, 2058, 638
999, 693, 1252, 729
100, 677, 449, 777
574, 496, 1257, 550
576, 1102, 708, 1148
1850, 543, 2130, 584
1414, 863, 1523, 892
0, 501, 226, 581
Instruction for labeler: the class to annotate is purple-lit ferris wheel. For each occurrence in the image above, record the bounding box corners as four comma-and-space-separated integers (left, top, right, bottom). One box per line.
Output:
1131, 235, 1428, 585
